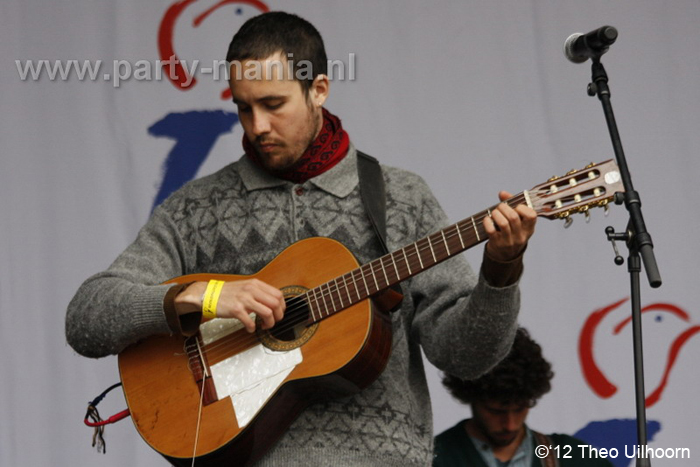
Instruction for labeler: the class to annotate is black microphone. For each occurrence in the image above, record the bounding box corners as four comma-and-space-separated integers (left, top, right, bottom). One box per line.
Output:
564, 26, 618, 63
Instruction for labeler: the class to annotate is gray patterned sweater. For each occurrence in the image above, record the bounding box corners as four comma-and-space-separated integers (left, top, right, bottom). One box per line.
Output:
66, 145, 520, 466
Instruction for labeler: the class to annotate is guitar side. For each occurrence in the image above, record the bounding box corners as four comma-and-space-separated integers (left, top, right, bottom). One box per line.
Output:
118, 237, 394, 466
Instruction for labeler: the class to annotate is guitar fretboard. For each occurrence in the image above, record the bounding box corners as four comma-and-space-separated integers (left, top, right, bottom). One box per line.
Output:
305, 192, 529, 322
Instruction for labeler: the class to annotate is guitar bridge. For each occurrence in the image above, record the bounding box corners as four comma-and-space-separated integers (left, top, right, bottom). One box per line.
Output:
185, 334, 218, 406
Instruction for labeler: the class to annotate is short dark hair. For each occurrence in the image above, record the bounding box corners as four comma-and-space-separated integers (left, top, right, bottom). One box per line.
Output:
225, 11, 327, 95
442, 328, 553, 407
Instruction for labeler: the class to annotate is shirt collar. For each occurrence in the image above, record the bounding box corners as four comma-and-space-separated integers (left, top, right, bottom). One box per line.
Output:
235, 143, 359, 199
469, 425, 533, 467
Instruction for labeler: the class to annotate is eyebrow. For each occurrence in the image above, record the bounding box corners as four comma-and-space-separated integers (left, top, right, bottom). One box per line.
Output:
232, 95, 287, 106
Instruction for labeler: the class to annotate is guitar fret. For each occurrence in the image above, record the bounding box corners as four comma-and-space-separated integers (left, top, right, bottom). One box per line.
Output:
441, 230, 450, 256
327, 282, 338, 312
390, 253, 400, 282
456, 223, 466, 249
343, 273, 354, 304
428, 237, 437, 263
308, 289, 317, 319
359, 267, 370, 298
368, 263, 379, 293
402, 247, 412, 275
414, 242, 424, 270
307, 291, 318, 321
319, 284, 330, 317
380, 258, 390, 287
335, 278, 345, 309
311, 287, 322, 318
348, 271, 360, 302
471, 216, 480, 242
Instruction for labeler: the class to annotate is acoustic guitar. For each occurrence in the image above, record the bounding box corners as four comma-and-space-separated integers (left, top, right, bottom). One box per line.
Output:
118, 160, 624, 466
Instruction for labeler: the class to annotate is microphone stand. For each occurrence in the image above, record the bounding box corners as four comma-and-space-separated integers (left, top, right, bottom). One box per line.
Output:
586, 57, 662, 467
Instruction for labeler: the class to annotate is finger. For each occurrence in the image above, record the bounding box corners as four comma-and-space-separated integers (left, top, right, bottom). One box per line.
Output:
513, 205, 537, 239
516, 204, 538, 226
230, 309, 257, 333
248, 280, 286, 322
250, 303, 276, 330
490, 207, 514, 237
483, 212, 498, 236
498, 190, 513, 202
225, 297, 275, 331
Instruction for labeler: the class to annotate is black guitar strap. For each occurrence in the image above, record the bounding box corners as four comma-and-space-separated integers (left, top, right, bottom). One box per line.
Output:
356, 151, 404, 311
356, 151, 390, 255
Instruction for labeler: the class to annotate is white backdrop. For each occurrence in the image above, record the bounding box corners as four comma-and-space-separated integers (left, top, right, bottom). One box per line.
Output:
2, 1, 699, 466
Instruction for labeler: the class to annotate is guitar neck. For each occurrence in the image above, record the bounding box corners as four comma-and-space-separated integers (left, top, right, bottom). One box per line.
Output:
305, 192, 529, 323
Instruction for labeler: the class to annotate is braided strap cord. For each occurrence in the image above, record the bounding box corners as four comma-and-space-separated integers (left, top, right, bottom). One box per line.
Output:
83, 383, 131, 454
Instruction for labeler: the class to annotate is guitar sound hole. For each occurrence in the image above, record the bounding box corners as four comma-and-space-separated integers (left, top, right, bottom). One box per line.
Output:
269, 299, 310, 342
257, 285, 319, 351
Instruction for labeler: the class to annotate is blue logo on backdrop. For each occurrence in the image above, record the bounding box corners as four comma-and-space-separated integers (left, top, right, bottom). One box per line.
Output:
149, 110, 238, 211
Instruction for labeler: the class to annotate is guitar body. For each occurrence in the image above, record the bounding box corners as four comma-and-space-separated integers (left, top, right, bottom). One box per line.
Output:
118, 237, 394, 466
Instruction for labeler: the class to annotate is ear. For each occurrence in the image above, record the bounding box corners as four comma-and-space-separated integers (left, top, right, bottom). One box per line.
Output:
309, 74, 330, 107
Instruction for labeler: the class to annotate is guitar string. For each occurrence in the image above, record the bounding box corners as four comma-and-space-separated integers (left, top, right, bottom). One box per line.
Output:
190, 344, 208, 467
189, 193, 534, 364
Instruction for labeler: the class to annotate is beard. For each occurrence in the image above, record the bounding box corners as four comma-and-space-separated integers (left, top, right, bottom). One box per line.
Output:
484, 430, 520, 448
253, 103, 322, 172
471, 417, 522, 448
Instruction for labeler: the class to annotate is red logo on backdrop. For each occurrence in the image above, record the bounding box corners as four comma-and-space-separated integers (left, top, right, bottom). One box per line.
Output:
579, 298, 700, 407
158, 0, 269, 99
573, 299, 699, 465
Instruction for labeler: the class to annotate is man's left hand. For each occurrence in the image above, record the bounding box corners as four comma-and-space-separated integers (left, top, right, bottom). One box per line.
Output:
483, 191, 537, 262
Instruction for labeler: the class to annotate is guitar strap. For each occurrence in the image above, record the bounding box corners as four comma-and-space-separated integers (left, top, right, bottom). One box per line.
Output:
357, 151, 390, 254
532, 431, 560, 467
356, 151, 403, 310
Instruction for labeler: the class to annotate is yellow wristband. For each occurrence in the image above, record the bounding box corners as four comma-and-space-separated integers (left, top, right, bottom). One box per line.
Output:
202, 280, 225, 319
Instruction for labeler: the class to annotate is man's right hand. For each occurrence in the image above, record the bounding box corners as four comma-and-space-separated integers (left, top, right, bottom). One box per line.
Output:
174, 279, 285, 332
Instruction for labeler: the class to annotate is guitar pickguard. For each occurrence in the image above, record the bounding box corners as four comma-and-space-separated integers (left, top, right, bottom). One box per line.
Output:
199, 317, 303, 429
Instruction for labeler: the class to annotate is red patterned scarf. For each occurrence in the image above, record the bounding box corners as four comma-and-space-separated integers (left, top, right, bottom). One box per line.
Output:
243, 108, 350, 183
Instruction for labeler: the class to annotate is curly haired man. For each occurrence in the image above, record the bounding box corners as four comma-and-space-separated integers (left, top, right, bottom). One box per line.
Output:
433, 328, 613, 467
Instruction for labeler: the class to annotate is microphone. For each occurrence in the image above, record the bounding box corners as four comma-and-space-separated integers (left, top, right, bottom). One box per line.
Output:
564, 26, 618, 63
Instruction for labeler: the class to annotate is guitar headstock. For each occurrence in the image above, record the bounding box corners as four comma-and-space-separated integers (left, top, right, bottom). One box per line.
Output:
526, 160, 624, 224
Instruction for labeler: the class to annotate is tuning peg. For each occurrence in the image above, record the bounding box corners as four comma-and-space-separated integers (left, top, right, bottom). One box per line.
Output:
564, 216, 573, 229
585, 211, 591, 223
604, 204, 610, 216
566, 168, 578, 175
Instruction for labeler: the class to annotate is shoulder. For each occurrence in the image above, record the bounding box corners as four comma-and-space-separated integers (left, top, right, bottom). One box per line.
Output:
435, 420, 467, 443
434, 421, 475, 467
380, 162, 432, 194
365, 156, 439, 208
156, 161, 242, 212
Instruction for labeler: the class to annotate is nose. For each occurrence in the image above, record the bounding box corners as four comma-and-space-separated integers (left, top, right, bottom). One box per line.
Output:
504, 413, 520, 432
251, 109, 271, 137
